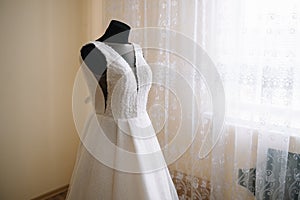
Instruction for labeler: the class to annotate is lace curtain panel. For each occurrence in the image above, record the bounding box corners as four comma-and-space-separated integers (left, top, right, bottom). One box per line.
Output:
100, 0, 300, 199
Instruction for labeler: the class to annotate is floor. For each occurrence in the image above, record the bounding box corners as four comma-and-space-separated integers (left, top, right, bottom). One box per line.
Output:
46, 190, 68, 200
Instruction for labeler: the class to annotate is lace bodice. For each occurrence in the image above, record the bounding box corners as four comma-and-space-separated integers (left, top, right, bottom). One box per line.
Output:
91, 41, 152, 119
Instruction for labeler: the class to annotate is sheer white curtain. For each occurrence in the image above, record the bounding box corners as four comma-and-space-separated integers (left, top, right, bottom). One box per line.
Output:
102, 0, 300, 199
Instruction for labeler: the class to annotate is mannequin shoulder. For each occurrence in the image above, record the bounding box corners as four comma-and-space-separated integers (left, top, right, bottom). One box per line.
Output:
80, 43, 96, 60
80, 42, 107, 62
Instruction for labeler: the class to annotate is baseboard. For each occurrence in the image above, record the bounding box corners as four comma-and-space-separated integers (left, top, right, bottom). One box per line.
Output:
31, 184, 69, 200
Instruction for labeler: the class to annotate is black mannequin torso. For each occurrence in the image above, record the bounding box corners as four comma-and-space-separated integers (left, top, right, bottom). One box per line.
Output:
80, 20, 136, 106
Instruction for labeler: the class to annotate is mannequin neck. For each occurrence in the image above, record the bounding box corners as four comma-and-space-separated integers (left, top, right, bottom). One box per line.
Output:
101, 32, 130, 44
97, 20, 131, 44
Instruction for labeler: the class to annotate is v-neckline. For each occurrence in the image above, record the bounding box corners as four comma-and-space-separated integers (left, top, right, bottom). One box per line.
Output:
96, 41, 139, 91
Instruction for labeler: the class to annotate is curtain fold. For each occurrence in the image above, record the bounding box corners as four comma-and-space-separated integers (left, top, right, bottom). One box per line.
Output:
102, 0, 300, 199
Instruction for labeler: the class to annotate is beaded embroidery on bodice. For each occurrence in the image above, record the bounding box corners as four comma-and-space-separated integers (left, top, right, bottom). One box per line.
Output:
91, 41, 152, 119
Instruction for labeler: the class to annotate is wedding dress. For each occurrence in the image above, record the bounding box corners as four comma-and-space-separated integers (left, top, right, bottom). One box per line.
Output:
66, 41, 179, 200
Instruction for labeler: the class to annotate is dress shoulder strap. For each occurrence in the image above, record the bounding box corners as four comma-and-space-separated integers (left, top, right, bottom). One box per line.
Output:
90, 41, 120, 67
91, 41, 133, 73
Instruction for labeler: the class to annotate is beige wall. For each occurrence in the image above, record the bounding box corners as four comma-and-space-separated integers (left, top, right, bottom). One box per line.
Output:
0, 0, 102, 199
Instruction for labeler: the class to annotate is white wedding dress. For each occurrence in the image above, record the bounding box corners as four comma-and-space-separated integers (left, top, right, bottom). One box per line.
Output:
66, 41, 179, 200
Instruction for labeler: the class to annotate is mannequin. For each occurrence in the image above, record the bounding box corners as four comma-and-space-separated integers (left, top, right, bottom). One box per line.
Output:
69, 20, 180, 200
81, 20, 137, 106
